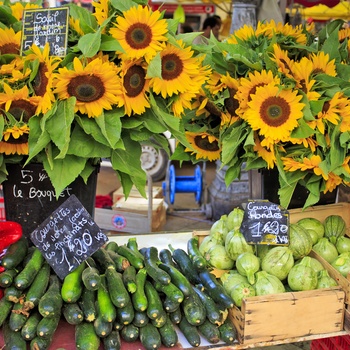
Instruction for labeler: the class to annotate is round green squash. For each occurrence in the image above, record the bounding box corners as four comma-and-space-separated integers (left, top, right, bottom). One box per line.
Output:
324, 215, 346, 245
288, 223, 313, 260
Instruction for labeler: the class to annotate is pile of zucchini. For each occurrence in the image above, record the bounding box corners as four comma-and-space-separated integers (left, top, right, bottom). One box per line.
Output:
0, 235, 237, 350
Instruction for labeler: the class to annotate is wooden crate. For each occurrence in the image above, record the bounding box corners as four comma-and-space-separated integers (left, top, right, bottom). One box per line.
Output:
94, 198, 166, 233
112, 185, 163, 203
229, 287, 345, 345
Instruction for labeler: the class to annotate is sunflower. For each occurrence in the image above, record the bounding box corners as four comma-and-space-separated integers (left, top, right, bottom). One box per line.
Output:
171, 91, 196, 118
236, 70, 280, 114
254, 133, 276, 169
256, 20, 307, 45
226, 24, 256, 45
309, 51, 336, 77
109, 5, 168, 62
116, 58, 150, 116
93, 0, 110, 28
54, 57, 120, 118
150, 40, 204, 99
9, 2, 40, 21
324, 173, 343, 193
0, 27, 21, 55
271, 44, 294, 79
25, 44, 61, 114
243, 84, 304, 144
290, 56, 320, 102
312, 92, 348, 134
0, 84, 37, 122
184, 132, 221, 161
0, 124, 29, 155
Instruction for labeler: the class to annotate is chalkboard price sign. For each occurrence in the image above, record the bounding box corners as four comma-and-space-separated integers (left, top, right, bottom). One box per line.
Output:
240, 200, 289, 245
30, 195, 108, 280
21, 7, 69, 57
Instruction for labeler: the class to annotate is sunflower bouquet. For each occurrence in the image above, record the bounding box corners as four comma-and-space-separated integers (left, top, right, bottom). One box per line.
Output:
170, 19, 350, 209
0, 0, 211, 198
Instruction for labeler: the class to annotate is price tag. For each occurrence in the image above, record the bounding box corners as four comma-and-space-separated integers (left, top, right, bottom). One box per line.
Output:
241, 200, 289, 245
30, 195, 108, 279
20, 7, 69, 56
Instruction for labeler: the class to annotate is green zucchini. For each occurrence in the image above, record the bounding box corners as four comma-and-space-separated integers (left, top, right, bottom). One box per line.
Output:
120, 323, 139, 342
131, 267, 148, 312
107, 250, 130, 272
170, 246, 202, 284
117, 245, 144, 270
193, 286, 225, 326
61, 261, 86, 303
0, 297, 14, 327
93, 314, 113, 338
105, 266, 131, 308
153, 280, 184, 304
92, 248, 116, 272
182, 289, 206, 326
158, 262, 193, 298
139, 323, 162, 350
158, 315, 178, 348
187, 236, 207, 271
103, 330, 121, 350
0, 268, 18, 287
105, 241, 119, 252
122, 265, 137, 293
219, 318, 237, 345
9, 301, 29, 332
168, 307, 182, 324
24, 262, 51, 310
126, 237, 139, 253
38, 274, 62, 318
4, 285, 22, 302
115, 299, 135, 325
163, 296, 181, 313
178, 314, 201, 347
199, 269, 234, 309
76, 321, 101, 349
158, 248, 176, 266
14, 247, 44, 290
36, 312, 61, 338
30, 335, 54, 350
145, 280, 164, 321
21, 310, 42, 341
82, 266, 101, 291
1, 236, 29, 269
97, 275, 116, 323
151, 310, 167, 328
3, 320, 27, 350
198, 318, 221, 344
133, 310, 149, 328
79, 287, 97, 322
63, 302, 84, 325
143, 246, 171, 285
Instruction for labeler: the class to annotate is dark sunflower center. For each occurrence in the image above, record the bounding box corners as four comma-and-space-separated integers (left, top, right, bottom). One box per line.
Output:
124, 65, 146, 97
249, 83, 264, 101
126, 23, 152, 49
322, 101, 330, 113
260, 96, 291, 127
5, 134, 28, 144
33, 62, 49, 97
205, 100, 221, 117
194, 135, 220, 152
224, 88, 239, 115
8, 100, 36, 122
162, 54, 183, 81
0, 43, 20, 55
68, 75, 105, 103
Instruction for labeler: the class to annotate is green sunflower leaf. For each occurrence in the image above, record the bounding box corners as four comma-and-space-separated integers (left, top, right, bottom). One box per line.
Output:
78, 30, 101, 57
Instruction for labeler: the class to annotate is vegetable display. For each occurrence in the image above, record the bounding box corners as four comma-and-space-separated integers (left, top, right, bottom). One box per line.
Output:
0, 235, 236, 350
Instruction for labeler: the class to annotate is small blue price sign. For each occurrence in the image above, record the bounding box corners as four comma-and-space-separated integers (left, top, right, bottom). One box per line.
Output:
241, 200, 289, 245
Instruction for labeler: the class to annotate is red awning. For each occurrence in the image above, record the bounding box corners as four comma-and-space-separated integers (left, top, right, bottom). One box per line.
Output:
289, 0, 340, 7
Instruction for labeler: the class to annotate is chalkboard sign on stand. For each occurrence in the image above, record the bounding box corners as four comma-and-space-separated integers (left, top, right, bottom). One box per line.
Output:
30, 195, 108, 280
241, 200, 289, 245
20, 7, 69, 56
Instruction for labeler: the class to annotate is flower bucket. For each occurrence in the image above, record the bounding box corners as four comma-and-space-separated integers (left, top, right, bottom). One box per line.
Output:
2, 163, 99, 238
262, 169, 338, 209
